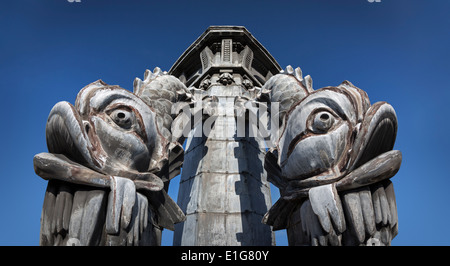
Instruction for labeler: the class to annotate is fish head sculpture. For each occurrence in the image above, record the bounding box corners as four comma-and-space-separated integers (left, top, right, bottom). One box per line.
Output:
45, 80, 168, 187
276, 80, 398, 195
263, 70, 401, 246
35, 76, 187, 246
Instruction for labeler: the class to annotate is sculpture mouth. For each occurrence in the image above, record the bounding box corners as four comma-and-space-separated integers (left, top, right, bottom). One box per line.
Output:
347, 101, 398, 172
41, 100, 165, 192
45, 101, 95, 168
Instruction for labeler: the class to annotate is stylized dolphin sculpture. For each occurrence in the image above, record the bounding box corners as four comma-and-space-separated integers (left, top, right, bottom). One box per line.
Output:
263, 67, 401, 246
34, 77, 186, 246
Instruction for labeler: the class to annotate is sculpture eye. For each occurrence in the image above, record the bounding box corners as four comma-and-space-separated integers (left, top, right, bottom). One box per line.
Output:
309, 111, 336, 134
109, 109, 134, 129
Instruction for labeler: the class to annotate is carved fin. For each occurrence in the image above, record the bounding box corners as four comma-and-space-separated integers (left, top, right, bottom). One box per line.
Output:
384, 180, 398, 237
145, 189, 186, 231
40, 181, 58, 246
309, 184, 346, 234
341, 187, 372, 244
67, 188, 107, 246
262, 198, 299, 230
294, 67, 303, 81
106, 176, 136, 235
300, 199, 321, 246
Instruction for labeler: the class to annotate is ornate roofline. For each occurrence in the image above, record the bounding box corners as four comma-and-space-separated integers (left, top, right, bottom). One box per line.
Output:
169, 26, 281, 88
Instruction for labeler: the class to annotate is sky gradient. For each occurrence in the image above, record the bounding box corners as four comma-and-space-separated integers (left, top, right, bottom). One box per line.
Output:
0, 0, 449, 246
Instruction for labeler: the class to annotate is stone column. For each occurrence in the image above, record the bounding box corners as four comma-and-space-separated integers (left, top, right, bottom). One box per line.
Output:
169, 26, 282, 246
174, 93, 274, 245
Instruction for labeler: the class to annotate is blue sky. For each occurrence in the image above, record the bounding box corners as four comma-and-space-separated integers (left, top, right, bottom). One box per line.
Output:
0, 0, 449, 246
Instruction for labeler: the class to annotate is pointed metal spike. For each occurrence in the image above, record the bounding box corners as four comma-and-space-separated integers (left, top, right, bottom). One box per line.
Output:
144, 69, 151, 80
153, 67, 162, 76
294, 67, 303, 80
304, 75, 313, 92
133, 77, 142, 93
285, 65, 294, 75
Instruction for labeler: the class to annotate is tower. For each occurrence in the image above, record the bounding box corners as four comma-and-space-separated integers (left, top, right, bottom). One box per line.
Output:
170, 26, 281, 245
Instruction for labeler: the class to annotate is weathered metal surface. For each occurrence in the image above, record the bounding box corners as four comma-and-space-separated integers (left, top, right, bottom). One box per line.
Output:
169, 27, 281, 246
34, 78, 186, 246
35, 25, 401, 246
262, 66, 402, 245
174, 119, 274, 245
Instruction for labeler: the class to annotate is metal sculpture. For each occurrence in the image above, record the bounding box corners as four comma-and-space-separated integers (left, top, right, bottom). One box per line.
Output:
262, 68, 401, 245
34, 75, 187, 246
34, 26, 401, 246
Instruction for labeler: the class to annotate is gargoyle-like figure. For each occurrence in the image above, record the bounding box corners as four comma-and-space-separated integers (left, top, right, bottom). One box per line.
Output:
263, 66, 401, 246
34, 69, 187, 246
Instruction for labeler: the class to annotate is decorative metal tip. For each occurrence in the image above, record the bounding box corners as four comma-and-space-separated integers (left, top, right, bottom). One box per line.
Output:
144, 69, 151, 81
302, 75, 313, 92
153, 67, 162, 76
133, 77, 142, 92
285, 65, 294, 75
294, 67, 303, 81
